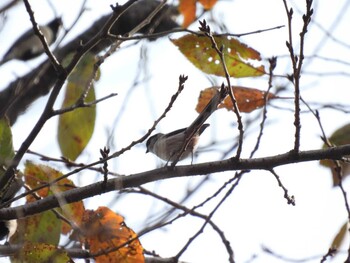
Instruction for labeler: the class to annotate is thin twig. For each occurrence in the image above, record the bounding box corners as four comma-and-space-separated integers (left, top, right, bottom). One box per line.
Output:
0, 0, 145, 197
26, 149, 120, 176
302, 99, 350, 261
198, 19, 244, 159
174, 172, 244, 263
250, 57, 277, 158
135, 187, 234, 262
269, 169, 295, 205
0, 75, 188, 207
300, 99, 350, 223
22, 0, 63, 73
52, 92, 118, 116
320, 248, 337, 263
283, 0, 313, 152
112, 24, 286, 41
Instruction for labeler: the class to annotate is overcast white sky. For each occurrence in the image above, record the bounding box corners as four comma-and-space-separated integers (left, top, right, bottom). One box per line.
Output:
1, 0, 350, 262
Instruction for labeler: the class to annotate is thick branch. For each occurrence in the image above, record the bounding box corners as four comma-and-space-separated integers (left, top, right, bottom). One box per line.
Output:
0, 145, 349, 220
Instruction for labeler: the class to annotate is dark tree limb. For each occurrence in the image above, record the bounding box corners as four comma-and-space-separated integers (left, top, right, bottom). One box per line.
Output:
0, 145, 349, 220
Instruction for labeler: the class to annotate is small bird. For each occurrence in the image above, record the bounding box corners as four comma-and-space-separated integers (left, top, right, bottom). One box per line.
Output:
146, 85, 228, 163
0, 17, 62, 65
146, 123, 210, 162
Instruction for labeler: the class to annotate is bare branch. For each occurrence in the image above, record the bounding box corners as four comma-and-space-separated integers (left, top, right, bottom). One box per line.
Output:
1, 145, 350, 220
198, 19, 244, 159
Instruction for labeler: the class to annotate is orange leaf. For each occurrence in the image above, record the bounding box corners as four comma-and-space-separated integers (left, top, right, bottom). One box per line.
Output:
81, 207, 144, 263
198, 0, 218, 9
179, 0, 197, 27
196, 86, 276, 113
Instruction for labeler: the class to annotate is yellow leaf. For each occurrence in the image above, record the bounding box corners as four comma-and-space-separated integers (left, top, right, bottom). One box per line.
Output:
58, 52, 97, 161
171, 34, 265, 77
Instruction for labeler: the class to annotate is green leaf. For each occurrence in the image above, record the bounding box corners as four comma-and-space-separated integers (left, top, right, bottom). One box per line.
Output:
327, 123, 350, 146
171, 34, 265, 77
0, 117, 14, 178
58, 52, 98, 161
21, 162, 84, 235
15, 212, 62, 245
9, 163, 63, 245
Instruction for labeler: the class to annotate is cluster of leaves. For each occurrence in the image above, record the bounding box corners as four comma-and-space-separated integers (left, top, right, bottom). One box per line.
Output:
0, 31, 275, 263
55, 3, 275, 165
0, 53, 144, 261
3, 155, 144, 262
171, 32, 278, 115
0, 29, 279, 263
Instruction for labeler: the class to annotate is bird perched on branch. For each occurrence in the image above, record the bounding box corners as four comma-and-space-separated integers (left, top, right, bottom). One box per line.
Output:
0, 17, 62, 66
146, 123, 210, 162
146, 86, 228, 163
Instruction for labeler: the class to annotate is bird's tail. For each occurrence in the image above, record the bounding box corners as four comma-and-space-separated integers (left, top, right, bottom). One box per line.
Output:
198, 123, 210, 135
186, 85, 228, 136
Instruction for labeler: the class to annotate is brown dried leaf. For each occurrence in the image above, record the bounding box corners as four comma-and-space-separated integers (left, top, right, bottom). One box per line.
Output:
196, 86, 276, 113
